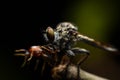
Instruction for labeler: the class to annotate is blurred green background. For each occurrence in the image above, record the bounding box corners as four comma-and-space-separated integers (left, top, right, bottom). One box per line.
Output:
1, 0, 120, 80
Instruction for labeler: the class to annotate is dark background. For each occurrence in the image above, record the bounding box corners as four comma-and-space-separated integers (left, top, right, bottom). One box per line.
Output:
1, 0, 120, 80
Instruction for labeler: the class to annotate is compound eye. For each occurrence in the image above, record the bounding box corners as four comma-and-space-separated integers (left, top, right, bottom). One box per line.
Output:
46, 26, 55, 42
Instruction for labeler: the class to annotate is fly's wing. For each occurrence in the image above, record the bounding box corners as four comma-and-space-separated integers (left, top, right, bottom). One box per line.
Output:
77, 33, 119, 54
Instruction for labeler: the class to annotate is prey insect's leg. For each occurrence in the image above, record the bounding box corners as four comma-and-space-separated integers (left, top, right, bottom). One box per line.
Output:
34, 59, 40, 71
15, 49, 26, 52
41, 61, 46, 76
21, 51, 31, 68
27, 51, 33, 61
14, 49, 27, 57
21, 54, 29, 68
15, 49, 30, 67
14, 53, 27, 68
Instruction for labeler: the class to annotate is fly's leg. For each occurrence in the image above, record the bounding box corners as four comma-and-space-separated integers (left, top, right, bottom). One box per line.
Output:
70, 47, 90, 80
72, 48, 89, 65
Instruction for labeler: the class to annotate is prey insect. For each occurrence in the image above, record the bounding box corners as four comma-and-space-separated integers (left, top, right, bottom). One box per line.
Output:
15, 45, 58, 74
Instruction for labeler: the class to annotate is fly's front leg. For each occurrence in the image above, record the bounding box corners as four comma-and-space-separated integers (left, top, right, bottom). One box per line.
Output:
70, 47, 90, 80
71, 47, 90, 65
66, 47, 89, 64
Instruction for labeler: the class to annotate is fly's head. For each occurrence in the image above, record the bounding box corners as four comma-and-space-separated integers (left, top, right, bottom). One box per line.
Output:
56, 22, 78, 42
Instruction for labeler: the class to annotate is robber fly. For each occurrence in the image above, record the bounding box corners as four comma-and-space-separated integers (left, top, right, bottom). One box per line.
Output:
43, 22, 119, 80
44, 22, 118, 63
